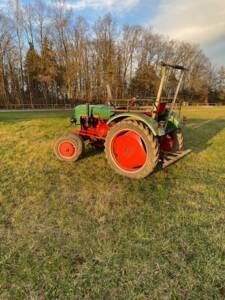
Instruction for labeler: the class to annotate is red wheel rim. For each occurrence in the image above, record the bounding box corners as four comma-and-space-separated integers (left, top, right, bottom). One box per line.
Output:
58, 141, 76, 158
111, 130, 147, 172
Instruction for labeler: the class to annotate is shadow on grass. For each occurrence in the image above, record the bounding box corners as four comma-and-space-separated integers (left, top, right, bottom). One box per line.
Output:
153, 118, 225, 173
184, 118, 225, 153
0, 110, 73, 123
80, 145, 103, 160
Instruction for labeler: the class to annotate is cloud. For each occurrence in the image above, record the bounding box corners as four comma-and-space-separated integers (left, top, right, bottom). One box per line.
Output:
151, 0, 225, 46
61, 0, 140, 13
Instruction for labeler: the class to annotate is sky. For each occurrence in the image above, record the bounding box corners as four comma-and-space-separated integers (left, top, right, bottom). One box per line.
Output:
1, 0, 225, 67
58, 0, 225, 67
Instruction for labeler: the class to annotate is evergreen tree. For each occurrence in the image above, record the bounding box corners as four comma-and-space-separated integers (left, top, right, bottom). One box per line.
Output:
129, 64, 159, 98
24, 42, 41, 104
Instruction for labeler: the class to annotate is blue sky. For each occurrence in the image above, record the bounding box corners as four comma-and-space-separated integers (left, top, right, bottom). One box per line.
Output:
2, 0, 225, 67
53, 0, 225, 67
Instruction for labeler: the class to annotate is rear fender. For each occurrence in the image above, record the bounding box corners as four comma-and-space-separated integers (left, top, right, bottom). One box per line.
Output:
166, 111, 183, 133
107, 112, 158, 136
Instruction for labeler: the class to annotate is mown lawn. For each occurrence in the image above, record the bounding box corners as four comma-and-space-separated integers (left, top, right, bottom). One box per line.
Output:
0, 107, 225, 300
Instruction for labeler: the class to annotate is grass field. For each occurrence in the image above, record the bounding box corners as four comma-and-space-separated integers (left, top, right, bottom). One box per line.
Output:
0, 107, 225, 299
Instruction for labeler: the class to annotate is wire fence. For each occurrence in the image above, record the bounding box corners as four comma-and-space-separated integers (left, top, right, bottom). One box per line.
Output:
183, 102, 224, 106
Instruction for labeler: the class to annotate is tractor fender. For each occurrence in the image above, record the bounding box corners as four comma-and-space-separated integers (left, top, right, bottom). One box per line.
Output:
170, 111, 182, 128
107, 112, 158, 136
166, 111, 183, 132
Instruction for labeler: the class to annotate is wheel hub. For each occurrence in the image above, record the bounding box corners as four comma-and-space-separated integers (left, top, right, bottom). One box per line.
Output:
111, 131, 147, 171
59, 142, 76, 158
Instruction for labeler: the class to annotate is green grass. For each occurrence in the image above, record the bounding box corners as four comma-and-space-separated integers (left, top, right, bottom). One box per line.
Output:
0, 107, 225, 299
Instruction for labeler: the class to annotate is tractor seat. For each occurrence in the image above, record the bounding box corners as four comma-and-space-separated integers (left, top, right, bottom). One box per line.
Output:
156, 102, 167, 115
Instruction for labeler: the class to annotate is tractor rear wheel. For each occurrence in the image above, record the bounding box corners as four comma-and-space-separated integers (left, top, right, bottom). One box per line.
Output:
171, 129, 184, 152
105, 120, 159, 179
54, 134, 84, 162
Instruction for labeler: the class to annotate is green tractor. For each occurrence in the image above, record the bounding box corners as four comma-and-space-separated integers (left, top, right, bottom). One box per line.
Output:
55, 62, 191, 179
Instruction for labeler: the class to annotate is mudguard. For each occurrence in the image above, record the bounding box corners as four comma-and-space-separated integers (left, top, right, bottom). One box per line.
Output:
107, 112, 159, 136
166, 111, 183, 133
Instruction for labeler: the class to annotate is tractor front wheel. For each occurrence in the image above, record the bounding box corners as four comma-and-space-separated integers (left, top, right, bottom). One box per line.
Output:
54, 134, 84, 162
105, 120, 159, 179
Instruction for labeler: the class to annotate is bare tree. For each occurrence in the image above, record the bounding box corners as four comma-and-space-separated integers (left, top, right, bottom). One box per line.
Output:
0, 2, 223, 107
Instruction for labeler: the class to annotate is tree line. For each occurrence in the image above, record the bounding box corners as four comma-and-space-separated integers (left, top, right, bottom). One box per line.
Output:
0, 0, 225, 107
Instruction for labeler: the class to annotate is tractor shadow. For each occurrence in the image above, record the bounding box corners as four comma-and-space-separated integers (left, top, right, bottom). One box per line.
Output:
183, 117, 225, 153
154, 117, 225, 173
81, 144, 103, 160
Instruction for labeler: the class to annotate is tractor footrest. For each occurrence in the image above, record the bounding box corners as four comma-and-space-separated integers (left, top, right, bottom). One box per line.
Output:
161, 149, 192, 169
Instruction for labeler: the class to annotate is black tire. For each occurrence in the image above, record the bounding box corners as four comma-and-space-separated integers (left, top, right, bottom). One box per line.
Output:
54, 134, 84, 162
171, 129, 184, 152
105, 120, 159, 179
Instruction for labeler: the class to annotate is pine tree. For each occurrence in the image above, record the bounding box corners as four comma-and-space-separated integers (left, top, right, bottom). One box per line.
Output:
129, 64, 159, 98
24, 43, 41, 105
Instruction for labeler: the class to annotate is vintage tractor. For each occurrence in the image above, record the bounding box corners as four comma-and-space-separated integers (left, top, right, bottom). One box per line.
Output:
54, 62, 191, 179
